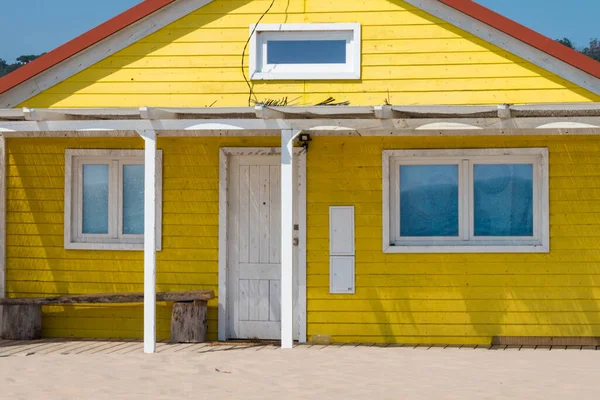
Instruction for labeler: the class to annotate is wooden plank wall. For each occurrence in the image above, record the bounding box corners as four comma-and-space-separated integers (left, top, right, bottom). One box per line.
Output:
5, 136, 278, 340
21, 0, 600, 108
307, 135, 600, 344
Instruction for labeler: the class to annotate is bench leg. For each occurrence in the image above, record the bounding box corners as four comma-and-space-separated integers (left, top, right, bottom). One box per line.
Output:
1, 305, 42, 340
170, 300, 207, 343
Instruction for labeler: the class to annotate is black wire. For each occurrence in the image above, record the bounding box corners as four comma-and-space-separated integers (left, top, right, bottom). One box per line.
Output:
241, 0, 276, 106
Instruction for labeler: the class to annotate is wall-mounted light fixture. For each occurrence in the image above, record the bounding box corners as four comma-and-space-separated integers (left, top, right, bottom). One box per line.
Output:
297, 133, 312, 151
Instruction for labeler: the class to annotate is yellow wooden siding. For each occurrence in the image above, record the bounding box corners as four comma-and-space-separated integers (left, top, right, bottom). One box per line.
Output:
8, 134, 600, 344
307, 135, 600, 344
5, 136, 279, 340
21, 0, 599, 108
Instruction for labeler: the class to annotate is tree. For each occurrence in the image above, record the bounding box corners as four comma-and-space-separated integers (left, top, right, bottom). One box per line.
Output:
557, 37, 600, 61
0, 59, 20, 77
0, 53, 44, 78
16, 54, 43, 65
557, 38, 575, 49
582, 39, 600, 61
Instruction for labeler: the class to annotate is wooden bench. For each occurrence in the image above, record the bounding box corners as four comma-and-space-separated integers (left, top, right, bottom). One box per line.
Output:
0, 290, 215, 343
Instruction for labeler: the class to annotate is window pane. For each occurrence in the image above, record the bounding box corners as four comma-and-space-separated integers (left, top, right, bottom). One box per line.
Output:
400, 165, 459, 237
474, 164, 533, 237
123, 165, 144, 235
267, 40, 346, 64
82, 164, 109, 234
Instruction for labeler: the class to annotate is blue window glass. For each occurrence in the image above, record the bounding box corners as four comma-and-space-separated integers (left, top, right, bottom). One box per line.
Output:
474, 164, 533, 237
400, 165, 459, 237
267, 40, 346, 64
82, 164, 109, 234
123, 165, 145, 235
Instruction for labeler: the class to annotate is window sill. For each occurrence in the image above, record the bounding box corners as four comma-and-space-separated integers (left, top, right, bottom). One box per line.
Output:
383, 244, 550, 254
251, 71, 361, 81
65, 242, 162, 251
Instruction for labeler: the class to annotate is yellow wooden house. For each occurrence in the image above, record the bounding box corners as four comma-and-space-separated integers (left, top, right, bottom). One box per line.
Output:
1, 0, 600, 351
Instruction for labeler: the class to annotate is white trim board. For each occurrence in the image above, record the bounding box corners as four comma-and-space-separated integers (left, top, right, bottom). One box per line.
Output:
402, 0, 600, 96
0, 0, 217, 108
0, 137, 5, 336
218, 147, 307, 343
3, 116, 600, 134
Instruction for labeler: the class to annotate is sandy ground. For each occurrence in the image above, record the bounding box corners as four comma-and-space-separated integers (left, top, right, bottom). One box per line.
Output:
0, 342, 599, 399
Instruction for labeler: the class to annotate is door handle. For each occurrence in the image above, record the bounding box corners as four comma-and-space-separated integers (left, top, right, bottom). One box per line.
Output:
293, 238, 299, 246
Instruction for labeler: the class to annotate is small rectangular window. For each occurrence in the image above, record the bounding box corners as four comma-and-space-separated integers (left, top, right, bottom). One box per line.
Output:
383, 148, 549, 253
473, 164, 534, 237
122, 164, 145, 235
400, 164, 459, 238
82, 164, 109, 234
267, 40, 347, 64
65, 150, 162, 251
250, 23, 361, 80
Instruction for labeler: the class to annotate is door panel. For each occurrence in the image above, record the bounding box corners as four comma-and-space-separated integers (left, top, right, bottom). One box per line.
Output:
228, 154, 297, 340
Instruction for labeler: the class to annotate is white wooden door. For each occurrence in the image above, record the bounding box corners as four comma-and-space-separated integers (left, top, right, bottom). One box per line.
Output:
228, 154, 299, 340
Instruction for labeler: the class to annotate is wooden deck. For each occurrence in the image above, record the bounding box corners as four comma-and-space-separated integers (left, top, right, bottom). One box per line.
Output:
0, 339, 598, 357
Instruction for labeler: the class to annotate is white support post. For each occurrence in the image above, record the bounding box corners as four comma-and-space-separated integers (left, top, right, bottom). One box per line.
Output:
140, 129, 157, 354
0, 137, 5, 335
281, 129, 298, 349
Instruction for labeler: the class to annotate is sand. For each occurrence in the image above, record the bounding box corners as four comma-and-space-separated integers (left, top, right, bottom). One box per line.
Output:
0, 342, 598, 399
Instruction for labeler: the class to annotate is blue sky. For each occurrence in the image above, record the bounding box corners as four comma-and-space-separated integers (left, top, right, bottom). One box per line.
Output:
0, 0, 598, 63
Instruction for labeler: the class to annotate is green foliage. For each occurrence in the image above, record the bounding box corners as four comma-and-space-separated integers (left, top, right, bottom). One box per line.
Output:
16, 54, 43, 64
582, 39, 600, 61
557, 38, 600, 61
0, 53, 45, 78
557, 38, 575, 49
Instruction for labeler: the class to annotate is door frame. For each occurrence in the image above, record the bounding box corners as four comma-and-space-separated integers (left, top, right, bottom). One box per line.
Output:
218, 147, 307, 342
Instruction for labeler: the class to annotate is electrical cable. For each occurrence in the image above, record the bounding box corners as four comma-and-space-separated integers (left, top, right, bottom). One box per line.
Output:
241, 0, 276, 106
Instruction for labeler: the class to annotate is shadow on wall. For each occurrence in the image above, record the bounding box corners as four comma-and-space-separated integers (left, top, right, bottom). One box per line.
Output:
6, 137, 151, 339
310, 135, 600, 345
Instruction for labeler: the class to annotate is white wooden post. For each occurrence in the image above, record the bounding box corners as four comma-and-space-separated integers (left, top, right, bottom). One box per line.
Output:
140, 129, 157, 354
281, 129, 298, 349
0, 137, 5, 335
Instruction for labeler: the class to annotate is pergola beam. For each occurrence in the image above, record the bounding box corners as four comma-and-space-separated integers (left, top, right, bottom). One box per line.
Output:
23, 108, 70, 121
140, 107, 180, 120
1, 116, 600, 133
2, 104, 599, 122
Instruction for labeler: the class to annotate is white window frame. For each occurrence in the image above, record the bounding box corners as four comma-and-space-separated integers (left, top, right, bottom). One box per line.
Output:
249, 23, 361, 80
64, 149, 163, 251
382, 148, 549, 254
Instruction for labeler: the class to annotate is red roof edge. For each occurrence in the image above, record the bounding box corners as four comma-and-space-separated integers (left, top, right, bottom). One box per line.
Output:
0, 0, 178, 96
439, 0, 600, 80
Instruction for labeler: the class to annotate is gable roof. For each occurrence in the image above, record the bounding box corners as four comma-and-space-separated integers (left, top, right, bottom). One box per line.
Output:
0, 0, 599, 106
439, 0, 600, 79
0, 0, 178, 95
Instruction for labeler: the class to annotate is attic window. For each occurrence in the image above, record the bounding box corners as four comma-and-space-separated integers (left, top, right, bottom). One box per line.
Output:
250, 23, 361, 80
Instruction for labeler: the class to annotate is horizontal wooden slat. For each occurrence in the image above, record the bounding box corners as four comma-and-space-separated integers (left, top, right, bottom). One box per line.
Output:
27, 89, 593, 108
308, 323, 600, 337
308, 299, 600, 313
308, 311, 600, 325
0, 290, 214, 305
492, 336, 600, 346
